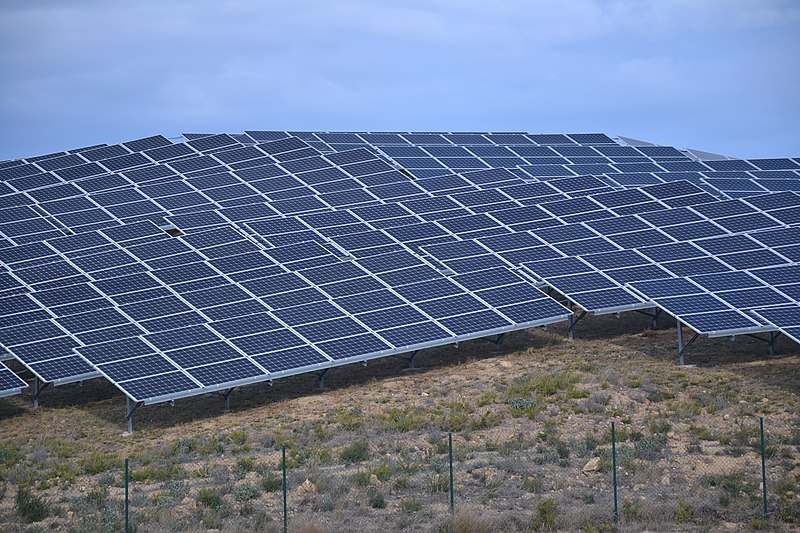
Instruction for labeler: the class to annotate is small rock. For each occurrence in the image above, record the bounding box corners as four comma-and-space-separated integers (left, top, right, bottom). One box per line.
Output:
582, 457, 601, 475
67, 511, 74, 520
761, 398, 769, 403
369, 474, 381, 486
785, 490, 795, 498
633, 484, 645, 492
661, 475, 670, 486
301, 479, 316, 493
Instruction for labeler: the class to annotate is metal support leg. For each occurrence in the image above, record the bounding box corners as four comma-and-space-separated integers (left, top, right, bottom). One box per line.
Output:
494, 334, 505, 346
677, 321, 700, 366
33, 377, 50, 408
316, 369, 328, 389
745, 331, 782, 357
567, 310, 587, 341
126, 397, 142, 434
652, 309, 661, 329
223, 388, 234, 410
398, 350, 420, 371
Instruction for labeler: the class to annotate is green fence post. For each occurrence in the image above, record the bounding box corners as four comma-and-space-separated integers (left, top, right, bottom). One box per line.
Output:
760, 417, 768, 520
282, 446, 288, 533
124, 458, 129, 533
448, 432, 454, 513
612, 421, 618, 523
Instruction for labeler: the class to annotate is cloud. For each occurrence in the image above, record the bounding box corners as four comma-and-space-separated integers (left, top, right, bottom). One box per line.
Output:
0, 0, 798, 159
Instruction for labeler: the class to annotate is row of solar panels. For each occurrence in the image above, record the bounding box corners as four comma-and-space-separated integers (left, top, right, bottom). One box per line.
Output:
2, 137, 797, 258
0, 131, 798, 404
2, 131, 799, 219
0, 218, 571, 403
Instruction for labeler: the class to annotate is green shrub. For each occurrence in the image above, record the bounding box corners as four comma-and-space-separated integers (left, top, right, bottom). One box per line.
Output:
400, 497, 422, 512
377, 406, 428, 432
173, 436, 201, 454
522, 476, 542, 493
227, 429, 248, 446
393, 476, 410, 490
340, 440, 370, 464
79, 453, 120, 475
621, 498, 641, 521
16, 487, 49, 522
649, 420, 672, 435
633, 433, 668, 460
470, 410, 502, 430
260, 471, 282, 492
334, 406, 364, 430
427, 473, 449, 494
233, 483, 259, 502
196, 488, 223, 510
368, 490, 386, 509
532, 497, 558, 530
353, 470, 372, 487
129, 463, 183, 483
673, 499, 693, 523
198, 436, 224, 456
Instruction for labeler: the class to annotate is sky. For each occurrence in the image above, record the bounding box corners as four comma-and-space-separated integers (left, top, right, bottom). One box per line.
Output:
1, 0, 798, 161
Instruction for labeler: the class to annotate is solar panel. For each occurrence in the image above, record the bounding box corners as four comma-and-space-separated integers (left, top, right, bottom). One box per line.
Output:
0, 361, 28, 397
2, 129, 798, 420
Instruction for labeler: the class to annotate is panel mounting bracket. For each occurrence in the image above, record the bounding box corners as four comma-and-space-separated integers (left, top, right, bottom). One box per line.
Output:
223, 388, 235, 410
745, 331, 781, 357
126, 397, 144, 434
316, 369, 328, 389
567, 310, 588, 340
677, 321, 700, 366
33, 377, 50, 408
635, 308, 661, 328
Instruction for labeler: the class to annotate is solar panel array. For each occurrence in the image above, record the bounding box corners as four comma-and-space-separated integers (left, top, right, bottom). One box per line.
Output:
1, 131, 798, 408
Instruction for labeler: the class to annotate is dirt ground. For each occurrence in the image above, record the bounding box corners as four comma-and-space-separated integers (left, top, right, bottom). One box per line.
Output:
1, 313, 799, 532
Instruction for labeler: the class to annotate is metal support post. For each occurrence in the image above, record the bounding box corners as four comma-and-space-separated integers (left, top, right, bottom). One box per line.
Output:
126, 397, 142, 434
567, 310, 587, 340
612, 421, 619, 523
282, 446, 288, 533
223, 388, 234, 410
676, 321, 699, 365
33, 377, 49, 408
678, 329, 700, 366
448, 432, 454, 513
767, 331, 775, 357
760, 417, 768, 520
124, 458, 130, 532
316, 369, 328, 389
652, 309, 661, 329
494, 333, 505, 345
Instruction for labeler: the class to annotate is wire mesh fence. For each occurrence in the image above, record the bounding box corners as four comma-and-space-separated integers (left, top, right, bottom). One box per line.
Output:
85, 416, 799, 532
0, 416, 800, 533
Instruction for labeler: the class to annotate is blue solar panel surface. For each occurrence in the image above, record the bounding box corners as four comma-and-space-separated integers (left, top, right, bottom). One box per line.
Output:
1, 130, 798, 406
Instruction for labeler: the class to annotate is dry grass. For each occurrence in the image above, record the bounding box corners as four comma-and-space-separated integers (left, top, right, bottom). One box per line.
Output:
0, 313, 799, 531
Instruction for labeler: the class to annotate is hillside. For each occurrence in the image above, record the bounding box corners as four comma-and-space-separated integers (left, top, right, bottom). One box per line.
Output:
1, 314, 799, 532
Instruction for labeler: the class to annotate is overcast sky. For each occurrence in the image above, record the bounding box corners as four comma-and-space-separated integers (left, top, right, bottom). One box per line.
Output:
1, 0, 798, 161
